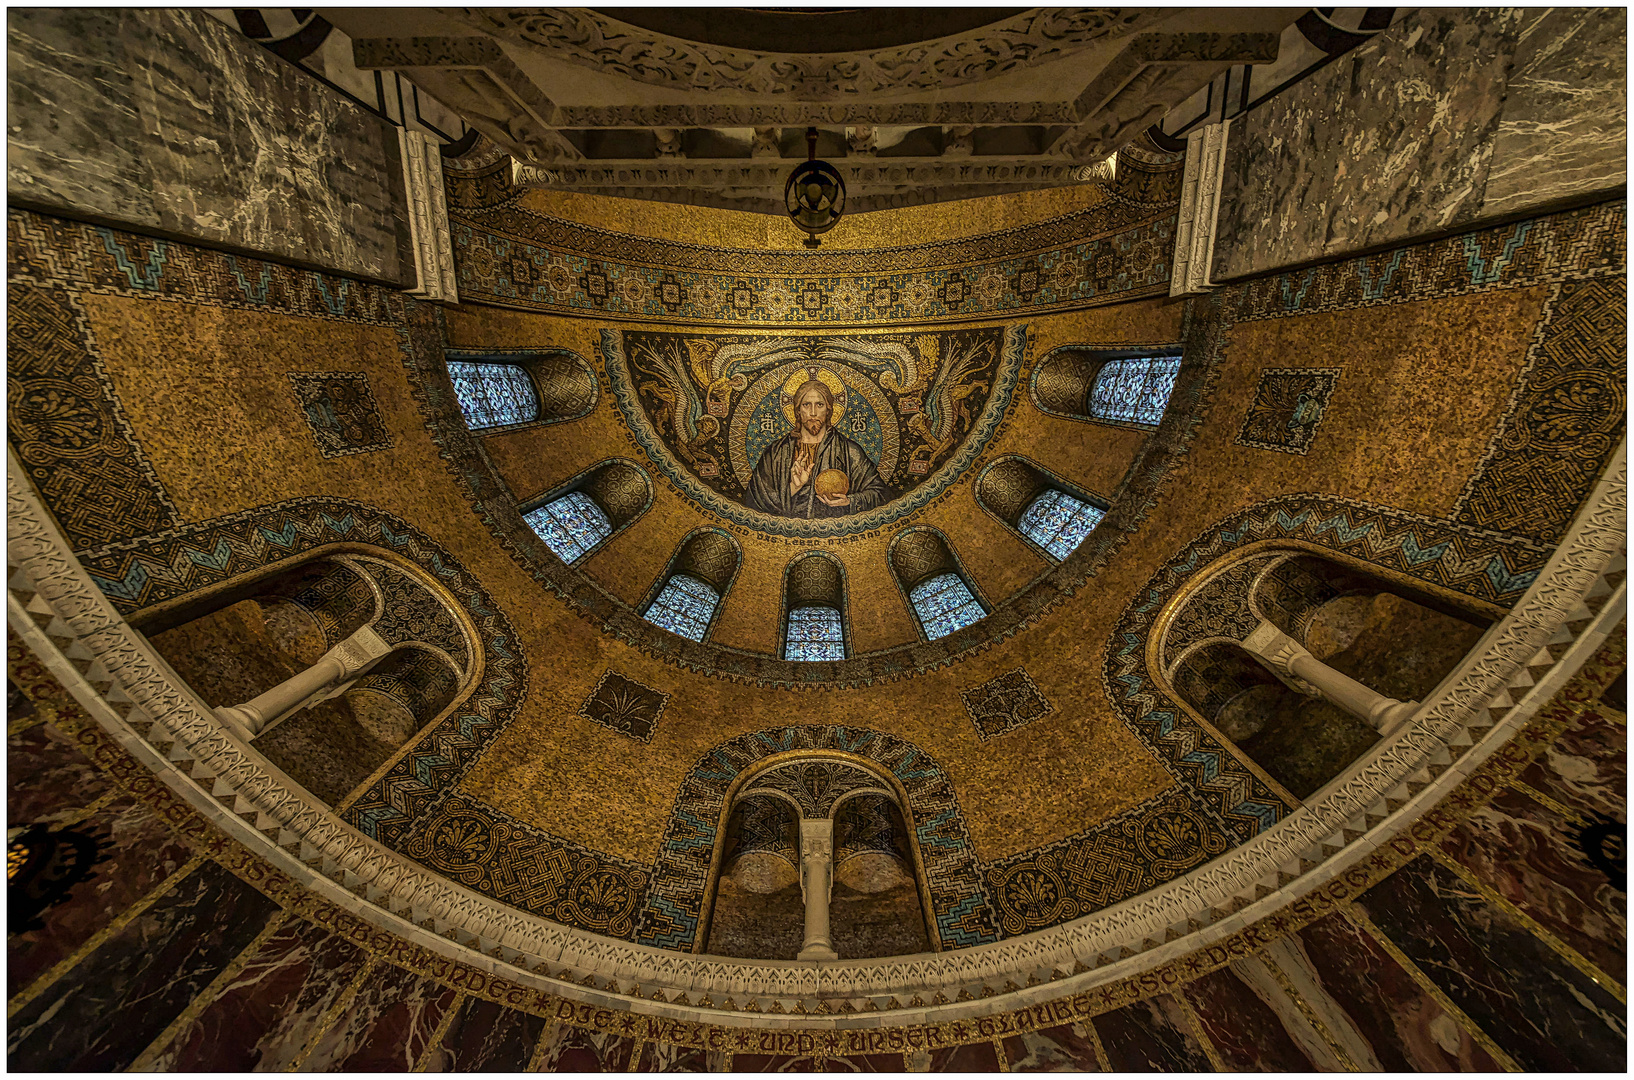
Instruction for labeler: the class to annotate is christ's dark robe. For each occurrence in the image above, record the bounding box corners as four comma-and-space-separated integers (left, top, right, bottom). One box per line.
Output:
744, 428, 896, 519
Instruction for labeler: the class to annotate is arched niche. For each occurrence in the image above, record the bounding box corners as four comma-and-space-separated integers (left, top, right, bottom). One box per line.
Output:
444, 348, 598, 433
780, 552, 851, 661
1159, 546, 1495, 799
973, 455, 1110, 562
887, 527, 989, 642
1030, 345, 1183, 428
692, 750, 946, 959
133, 547, 478, 806
639, 527, 742, 643
520, 458, 653, 566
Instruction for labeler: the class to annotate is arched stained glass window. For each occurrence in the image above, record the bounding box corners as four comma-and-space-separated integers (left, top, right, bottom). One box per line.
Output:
1088, 355, 1181, 426
784, 606, 845, 661
644, 574, 719, 642
524, 491, 612, 564
1019, 489, 1105, 560
908, 573, 986, 640
447, 361, 540, 430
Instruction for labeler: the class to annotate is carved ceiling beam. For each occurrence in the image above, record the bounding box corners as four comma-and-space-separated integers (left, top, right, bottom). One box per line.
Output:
556, 103, 1082, 129
1051, 31, 1282, 162
352, 35, 582, 164
513, 159, 1091, 192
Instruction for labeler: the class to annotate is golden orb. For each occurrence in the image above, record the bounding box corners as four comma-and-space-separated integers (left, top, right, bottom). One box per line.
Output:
814, 469, 850, 497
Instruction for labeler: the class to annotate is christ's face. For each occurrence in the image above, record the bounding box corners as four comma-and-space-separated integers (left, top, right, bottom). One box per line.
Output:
797, 388, 832, 436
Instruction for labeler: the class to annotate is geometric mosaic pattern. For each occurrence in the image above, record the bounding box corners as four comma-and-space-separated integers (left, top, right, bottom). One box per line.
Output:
403, 791, 650, 938
6, 282, 179, 551
578, 670, 669, 743
960, 668, 1055, 742
1235, 367, 1340, 455
1453, 276, 1626, 545
444, 154, 1183, 327
287, 370, 393, 458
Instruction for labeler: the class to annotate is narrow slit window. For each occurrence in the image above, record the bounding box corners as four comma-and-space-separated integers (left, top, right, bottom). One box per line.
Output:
1018, 489, 1105, 560
447, 361, 540, 430
1088, 355, 1180, 426
524, 491, 612, 564
644, 574, 719, 643
908, 573, 986, 640
784, 606, 845, 661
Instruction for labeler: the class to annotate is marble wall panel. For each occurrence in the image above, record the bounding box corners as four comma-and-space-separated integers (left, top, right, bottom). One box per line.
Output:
1483, 8, 1630, 218
148, 916, 369, 1071
1292, 911, 1500, 1071
1214, 8, 1626, 281
299, 962, 459, 1071
7, 717, 117, 823
636, 1041, 731, 1071
1091, 993, 1216, 1071
1519, 704, 1627, 823
421, 994, 547, 1072
923, 1041, 1002, 1071
6, 859, 280, 1070
823, 1051, 907, 1071
1439, 785, 1626, 984
1182, 964, 1316, 1071
1000, 1022, 1103, 1071
535, 1023, 639, 1070
7, 792, 196, 998
1357, 856, 1626, 1071
7, 8, 411, 284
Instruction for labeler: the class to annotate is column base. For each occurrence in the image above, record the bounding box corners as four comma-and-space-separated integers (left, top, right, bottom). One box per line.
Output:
797, 943, 838, 962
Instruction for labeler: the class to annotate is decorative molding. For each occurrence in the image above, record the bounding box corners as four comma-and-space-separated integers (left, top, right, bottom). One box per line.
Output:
6, 432, 1623, 1025
1170, 120, 1229, 297
399, 128, 460, 303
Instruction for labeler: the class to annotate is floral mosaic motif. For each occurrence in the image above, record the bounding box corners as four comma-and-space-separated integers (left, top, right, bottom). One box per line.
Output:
6, 282, 179, 551
1236, 368, 1340, 455
960, 668, 1055, 742
445, 360, 540, 430
579, 670, 669, 743
983, 790, 1232, 935
1452, 276, 1626, 545
404, 793, 649, 938
287, 371, 393, 459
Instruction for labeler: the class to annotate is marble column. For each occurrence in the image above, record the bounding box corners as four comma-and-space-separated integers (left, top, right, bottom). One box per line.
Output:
1242, 621, 1418, 734
796, 818, 838, 962
215, 626, 392, 738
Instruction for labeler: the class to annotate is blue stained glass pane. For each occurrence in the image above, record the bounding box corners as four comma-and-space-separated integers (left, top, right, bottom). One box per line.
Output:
524, 491, 612, 565
908, 573, 985, 640
784, 605, 845, 661
1018, 488, 1105, 561
448, 361, 540, 430
1089, 355, 1181, 426
645, 574, 719, 642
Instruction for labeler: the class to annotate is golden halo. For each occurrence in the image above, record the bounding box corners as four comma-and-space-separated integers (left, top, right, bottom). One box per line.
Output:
779, 365, 848, 429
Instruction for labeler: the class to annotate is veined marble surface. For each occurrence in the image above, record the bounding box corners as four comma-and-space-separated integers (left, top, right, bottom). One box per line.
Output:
1213, 7, 1626, 281
7, 8, 412, 285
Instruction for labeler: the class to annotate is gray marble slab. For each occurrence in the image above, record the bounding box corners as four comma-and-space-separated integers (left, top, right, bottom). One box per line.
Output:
1212, 7, 1626, 282
8, 8, 412, 285
1484, 7, 1628, 218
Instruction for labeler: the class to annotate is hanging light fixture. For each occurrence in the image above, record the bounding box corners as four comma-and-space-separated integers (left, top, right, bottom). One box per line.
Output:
784, 127, 845, 248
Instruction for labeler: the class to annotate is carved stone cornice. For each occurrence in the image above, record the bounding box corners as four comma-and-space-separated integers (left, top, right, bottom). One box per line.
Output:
6, 437, 1624, 1026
